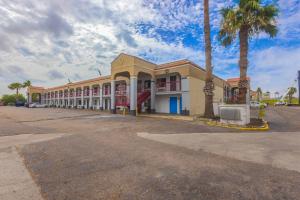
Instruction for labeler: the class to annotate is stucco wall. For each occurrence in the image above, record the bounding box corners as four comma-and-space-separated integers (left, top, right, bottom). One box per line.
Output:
189, 77, 205, 115
155, 94, 181, 114
189, 77, 224, 116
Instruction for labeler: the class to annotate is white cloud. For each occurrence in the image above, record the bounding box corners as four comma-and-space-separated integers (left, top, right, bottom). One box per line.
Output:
250, 46, 300, 95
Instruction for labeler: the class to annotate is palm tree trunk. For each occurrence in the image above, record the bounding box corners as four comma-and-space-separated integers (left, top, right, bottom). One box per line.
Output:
238, 26, 249, 104
16, 88, 19, 95
203, 0, 214, 118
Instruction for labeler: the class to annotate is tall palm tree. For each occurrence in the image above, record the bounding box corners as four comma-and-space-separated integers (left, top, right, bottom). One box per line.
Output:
287, 87, 297, 104
219, 0, 278, 104
256, 87, 262, 101
8, 82, 23, 95
203, 0, 214, 118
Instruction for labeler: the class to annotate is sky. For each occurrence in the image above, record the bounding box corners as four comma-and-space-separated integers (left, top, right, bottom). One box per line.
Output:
0, 0, 299, 96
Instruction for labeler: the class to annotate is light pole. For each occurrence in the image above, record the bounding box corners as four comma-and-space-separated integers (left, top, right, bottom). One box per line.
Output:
298, 70, 300, 105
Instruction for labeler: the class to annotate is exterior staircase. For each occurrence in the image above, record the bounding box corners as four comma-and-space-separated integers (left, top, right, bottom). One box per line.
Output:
137, 90, 151, 112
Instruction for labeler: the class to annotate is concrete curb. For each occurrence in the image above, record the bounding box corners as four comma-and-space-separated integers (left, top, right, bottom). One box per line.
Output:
138, 114, 194, 121
205, 120, 270, 131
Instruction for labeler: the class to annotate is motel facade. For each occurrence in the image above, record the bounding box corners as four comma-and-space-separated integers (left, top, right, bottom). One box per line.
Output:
28, 53, 244, 116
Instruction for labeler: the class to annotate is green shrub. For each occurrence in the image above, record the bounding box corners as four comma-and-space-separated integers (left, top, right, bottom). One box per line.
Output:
1, 94, 26, 105
258, 105, 265, 119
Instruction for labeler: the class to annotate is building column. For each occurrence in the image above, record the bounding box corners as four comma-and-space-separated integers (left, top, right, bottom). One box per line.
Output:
68, 89, 70, 108
28, 93, 32, 104
181, 77, 190, 115
89, 86, 93, 109
44, 93, 47, 105
99, 86, 103, 110
73, 90, 76, 108
150, 79, 155, 113
49, 92, 52, 107
126, 84, 130, 107
57, 91, 60, 107
111, 80, 116, 113
130, 76, 137, 116
81, 87, 84, 109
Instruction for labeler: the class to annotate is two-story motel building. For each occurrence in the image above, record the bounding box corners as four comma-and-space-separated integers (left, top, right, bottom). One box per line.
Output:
28, 53, 233, 116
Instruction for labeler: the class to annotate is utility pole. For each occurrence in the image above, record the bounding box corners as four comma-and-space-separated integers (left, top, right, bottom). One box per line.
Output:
298, 70, 300, 105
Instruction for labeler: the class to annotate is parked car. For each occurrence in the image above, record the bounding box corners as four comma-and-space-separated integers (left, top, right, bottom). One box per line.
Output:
15, 101, 25, 107
29, 103, 46, 108
250, 101, 266, 108
275, 101, 286, 106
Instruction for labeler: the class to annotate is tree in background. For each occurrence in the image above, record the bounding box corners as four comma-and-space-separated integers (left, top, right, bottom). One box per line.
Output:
256, 87, 262, 101
219, 0, 278, 104
1, 94, 26, 105
287, 87, 297, 104
8, 82, 23, 95
203, 0, 214, 118
275, 91, 279, 99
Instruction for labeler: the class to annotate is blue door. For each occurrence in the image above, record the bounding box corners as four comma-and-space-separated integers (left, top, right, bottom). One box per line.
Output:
169, 97, 178, 114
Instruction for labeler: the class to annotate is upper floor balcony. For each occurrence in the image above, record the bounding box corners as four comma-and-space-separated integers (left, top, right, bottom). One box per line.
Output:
156, 80, 181, 94
103, 87, 111, 96
76, 92, 82, 97
92, 88, 100, 97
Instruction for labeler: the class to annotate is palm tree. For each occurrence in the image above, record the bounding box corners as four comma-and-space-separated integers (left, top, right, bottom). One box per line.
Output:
203, 0, 214, 118
23, 80, 31, 88
275, 91, 279, 99
256, 87, 262, 101
8, 82, 23, 95
219, 0, 278, 104
287, 87, 297, 104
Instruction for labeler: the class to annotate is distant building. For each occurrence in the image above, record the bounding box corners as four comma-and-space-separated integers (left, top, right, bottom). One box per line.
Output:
262, 91, 271, 100
226, 77, 251, 104
250, 90, 258, 101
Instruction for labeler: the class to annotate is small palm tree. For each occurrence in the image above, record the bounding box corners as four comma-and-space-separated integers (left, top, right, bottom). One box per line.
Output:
256, 87, 262, 101
8, 82, 23, 95
287, 87, 297, 104
219, 0, 278, 104
203, 0, 214, 118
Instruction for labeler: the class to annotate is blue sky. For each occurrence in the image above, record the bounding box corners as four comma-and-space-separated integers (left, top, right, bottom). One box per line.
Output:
0, 0, 299, 96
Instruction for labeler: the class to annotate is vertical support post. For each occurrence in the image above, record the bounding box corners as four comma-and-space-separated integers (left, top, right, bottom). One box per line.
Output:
61, 91, 64, 107
68, 89, 70, 108
73, 89, 76, 108
298, 70, 300, 105
58, 91, 60, 107
99, 86, 103, 110
111, 80, 116, 113
28, 93, 32, 104
81, 87, 84, 109
150, 79, 155, 113
126, 84, 130, 107
130, 76, 137, 116
89, 86, 93, 109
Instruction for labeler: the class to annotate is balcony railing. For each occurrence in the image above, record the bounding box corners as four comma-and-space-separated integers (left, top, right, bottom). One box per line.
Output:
115, 90, 127, 96
156, 81, 181, 92
76, 93, 82, 97
103, 88, 110, 96
92, 88, 99, 96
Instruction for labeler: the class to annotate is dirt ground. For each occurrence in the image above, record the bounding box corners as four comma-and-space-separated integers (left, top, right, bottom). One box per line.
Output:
1, 106, 300, 200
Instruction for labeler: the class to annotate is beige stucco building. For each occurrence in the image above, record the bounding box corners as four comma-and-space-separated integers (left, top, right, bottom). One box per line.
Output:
28, 53, 233, 116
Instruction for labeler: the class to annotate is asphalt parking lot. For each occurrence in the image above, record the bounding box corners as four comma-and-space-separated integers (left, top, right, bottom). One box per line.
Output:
1, 106, 300, 200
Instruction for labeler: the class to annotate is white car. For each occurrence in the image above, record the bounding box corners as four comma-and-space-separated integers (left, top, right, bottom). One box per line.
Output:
275, 101, 286, 106
29, 103, 46, 108
250, 101, 266, 108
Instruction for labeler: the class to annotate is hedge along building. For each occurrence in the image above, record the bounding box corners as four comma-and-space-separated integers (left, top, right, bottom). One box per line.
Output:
27, 53, 232, 116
